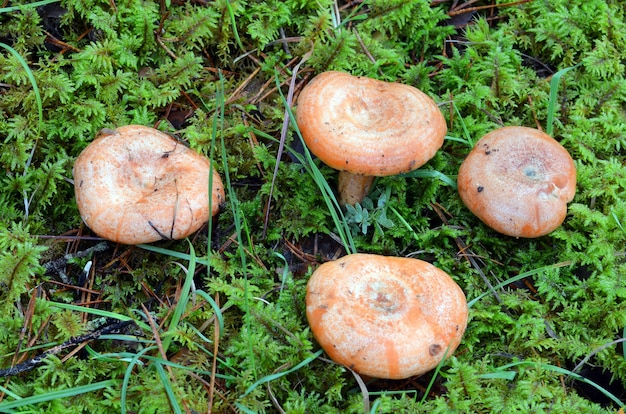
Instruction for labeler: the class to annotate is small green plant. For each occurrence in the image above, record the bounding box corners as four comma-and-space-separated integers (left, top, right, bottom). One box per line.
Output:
344, 190, 395, 237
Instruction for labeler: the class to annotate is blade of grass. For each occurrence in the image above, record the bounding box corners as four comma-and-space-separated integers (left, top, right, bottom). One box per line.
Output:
49, 302, 150, 331
0, 385, 21, 402
467, 261, 571, 308
0, 379, 119, 410
121, 346, 157, 414
492, 360, 624, 407
262, 51, 311, 237
215, 71, 258, 377
401, 169, 457, 189
138, 243, 209, 265
225, 0, 244, 51
270, 79, 357, 254
0, 43, 42, 132
193, 289, 225, 340
388, 205, 419, 241
254, 124, 356, 254
273, 252, 290, 297
161, 240, 197, 354
477, 371, 518, 380
419, 345, 451, 405
450, 99, 474, 147
0, 0, 59, 14
239, 349, 323, 398
155, 361, 182, 414
0, 42, 44, 219
546, 63, 581, 136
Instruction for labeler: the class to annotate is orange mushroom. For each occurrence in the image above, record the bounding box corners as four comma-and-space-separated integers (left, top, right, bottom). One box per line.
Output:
73, 125, 225, 244
296, 71, 447, 205
457, 126, 576, 238
306, 253, 468, 379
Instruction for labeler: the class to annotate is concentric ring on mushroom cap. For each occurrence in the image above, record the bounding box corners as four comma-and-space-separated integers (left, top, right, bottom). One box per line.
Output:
73, 125, 225, 244
306, 253, 468, 380
457, 126, 576, 238
296, 71, 447, 176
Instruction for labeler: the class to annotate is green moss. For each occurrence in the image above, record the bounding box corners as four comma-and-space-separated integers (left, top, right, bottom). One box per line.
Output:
1, 0, 626, 411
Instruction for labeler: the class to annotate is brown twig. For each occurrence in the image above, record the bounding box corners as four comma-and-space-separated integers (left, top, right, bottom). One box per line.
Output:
0, 320, 133, 377
262, 46, 314, 238
430, 202, 503, 304
448, 0, 533, 17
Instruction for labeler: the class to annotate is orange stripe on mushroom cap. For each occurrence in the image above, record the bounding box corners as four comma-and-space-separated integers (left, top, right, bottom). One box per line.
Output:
305, 253, 468, 380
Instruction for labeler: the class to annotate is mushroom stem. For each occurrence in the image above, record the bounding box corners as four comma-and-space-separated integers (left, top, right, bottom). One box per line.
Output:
338, 172, 374, 206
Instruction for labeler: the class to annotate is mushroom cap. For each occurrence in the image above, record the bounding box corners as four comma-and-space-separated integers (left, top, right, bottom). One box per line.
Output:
296, 71, 447, 176
306, 253, 468, 379
73, 125, 225, 244
457, 126, 576, 238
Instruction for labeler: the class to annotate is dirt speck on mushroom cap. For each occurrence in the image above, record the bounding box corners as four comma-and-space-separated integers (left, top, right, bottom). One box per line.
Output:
73, 125, 225, 244
305, 253, 468, 379
296, 71, 447, 176
457, 126, 576, 238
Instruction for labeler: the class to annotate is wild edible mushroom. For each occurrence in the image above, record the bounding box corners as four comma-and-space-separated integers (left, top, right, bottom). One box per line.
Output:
73, 125, 225, 244
457, 126, 576, 238
296, 71, 447, 205
305, 253, 468, 380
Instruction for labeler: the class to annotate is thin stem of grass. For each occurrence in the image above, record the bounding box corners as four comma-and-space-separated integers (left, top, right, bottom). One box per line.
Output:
467, 261, 571, 308
271, 81, 357, 254
546, 63, 581, 136
216, 72, 258, 377
0, 379, 119, 411
155, 361, 183, 414
449, 99, 474, 147
160, 243, 197, 354
121, 346, 157, 414
239, 349, 323, 399
49, 302, 150, 330
400, 169, 457, 189
488, 360, 624, 408
0, 44, 43, 133
419, 345, 450, 405
225, 0, 245, 52
0, 0, 59, 14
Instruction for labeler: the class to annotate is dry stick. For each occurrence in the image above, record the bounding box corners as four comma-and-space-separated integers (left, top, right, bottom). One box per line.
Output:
252, 55, 302, 105
141, 303, 170, 369
218, 231, 268, 270
242, 116, 266, 176
140, 303, 191, 413
225, 66, 261, 105
41, 280, 102, 296
83, 258, 98, 324
267, 362, 290, 414
448, 0, 532, 17
572, 337, 626, 374
430, 202, 502, 304
12, 287, 39, 368
43, 30, 81, 52
318, 355, 370, 414
0, 320, 133, 377
186, 371, 235, 414
42, 241, 108, 283
262, 47, 314, 238
352, 28, 385, 77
